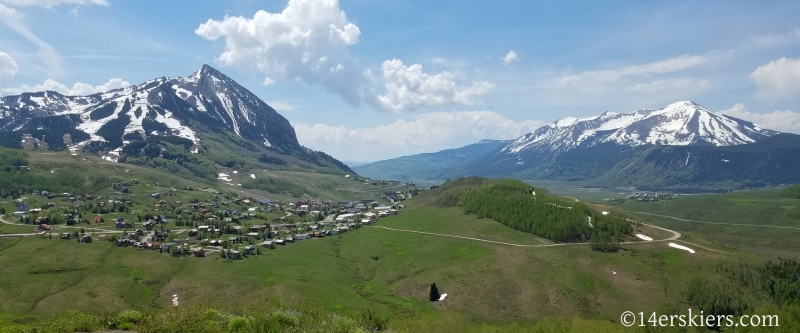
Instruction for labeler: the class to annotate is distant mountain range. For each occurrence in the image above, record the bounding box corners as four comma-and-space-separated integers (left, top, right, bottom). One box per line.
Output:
354, 101, 800, 190
351, 139, 510, 183
0, 65, 353, 175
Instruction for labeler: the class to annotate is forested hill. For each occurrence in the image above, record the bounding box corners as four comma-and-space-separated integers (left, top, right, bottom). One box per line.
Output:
414, 177, 631, 251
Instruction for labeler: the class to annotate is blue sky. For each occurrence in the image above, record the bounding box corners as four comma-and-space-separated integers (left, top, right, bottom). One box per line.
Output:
1, 0, 800, 162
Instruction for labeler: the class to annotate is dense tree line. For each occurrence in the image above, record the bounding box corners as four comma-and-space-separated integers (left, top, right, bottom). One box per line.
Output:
96, 114, 132, 149
457, 179, 631, 247
258, 155, 287, 165
717, 259, 800, 307
685, 259, 800, 319
89, 101, 118, 121
782, 184, 800, 199
0, 114, 90, 151
120, 138, 216, 180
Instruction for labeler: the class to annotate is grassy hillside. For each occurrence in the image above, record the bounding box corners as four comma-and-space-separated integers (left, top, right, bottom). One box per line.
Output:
3, 164, 800, 331
0, 211, 726, 324
0, 147, 415, 204
608, 189, 800, 258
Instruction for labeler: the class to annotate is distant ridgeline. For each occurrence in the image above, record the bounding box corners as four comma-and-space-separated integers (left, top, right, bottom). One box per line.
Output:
428, 177, 631, 251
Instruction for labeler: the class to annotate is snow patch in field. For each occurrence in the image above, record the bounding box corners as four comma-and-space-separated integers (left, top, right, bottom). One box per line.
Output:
636, 234, 653, 241
668, 242, 695, 253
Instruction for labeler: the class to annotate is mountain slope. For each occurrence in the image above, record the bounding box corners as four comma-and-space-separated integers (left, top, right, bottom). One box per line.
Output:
356, 101, 792, 190
0, 65, 353, 175
587, 133, 800, 189
466, 101, 779, 176
352, 139, 509, 182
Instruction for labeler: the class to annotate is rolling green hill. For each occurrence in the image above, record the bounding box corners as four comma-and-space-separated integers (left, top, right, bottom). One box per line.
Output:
3, 154, 800, 332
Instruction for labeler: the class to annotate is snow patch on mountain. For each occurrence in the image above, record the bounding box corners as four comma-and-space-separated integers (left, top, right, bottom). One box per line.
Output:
502, 101, 778, 159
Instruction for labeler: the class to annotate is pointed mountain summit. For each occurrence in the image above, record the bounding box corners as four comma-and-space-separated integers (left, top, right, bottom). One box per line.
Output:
0, 65, 352, 173
498, 101, 778, 163
355, 101, 791, 189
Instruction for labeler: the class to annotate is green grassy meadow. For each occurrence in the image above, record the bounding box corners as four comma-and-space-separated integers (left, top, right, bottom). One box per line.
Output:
611, 190, 800, 257
0, 202, 725, 327
2, 150, 800, 332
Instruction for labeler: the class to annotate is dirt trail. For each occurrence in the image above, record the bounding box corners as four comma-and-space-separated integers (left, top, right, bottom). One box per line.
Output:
629, 211, 800, 231
367, 221, 680, 248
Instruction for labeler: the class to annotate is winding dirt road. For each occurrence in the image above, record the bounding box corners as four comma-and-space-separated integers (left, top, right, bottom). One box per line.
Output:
629, 211, 800, 231
367, 220, 682, 248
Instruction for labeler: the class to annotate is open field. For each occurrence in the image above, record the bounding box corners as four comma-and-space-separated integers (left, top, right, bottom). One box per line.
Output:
607, 190, 800, 257
2, 151, 798, 331
0, 201, 726, 327
530, 180, 800, 258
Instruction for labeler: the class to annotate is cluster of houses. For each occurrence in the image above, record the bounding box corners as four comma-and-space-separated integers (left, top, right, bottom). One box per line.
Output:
8, 178, 420, 260
101, 209, 394, 259
626, 192, 679, 202
102, 196, 406, 259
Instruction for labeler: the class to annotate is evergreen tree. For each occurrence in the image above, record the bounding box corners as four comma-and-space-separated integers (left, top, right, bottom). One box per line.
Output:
429, 283, 440, 302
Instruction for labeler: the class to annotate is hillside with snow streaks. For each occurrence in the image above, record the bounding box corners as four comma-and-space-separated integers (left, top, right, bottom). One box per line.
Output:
501, 101, 778, 161
0, 65, 300, 154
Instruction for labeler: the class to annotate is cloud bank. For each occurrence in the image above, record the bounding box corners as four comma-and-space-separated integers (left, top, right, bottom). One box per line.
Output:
720, 103, 800, 134
2, 78, 130, 96
751, 57, 800, 100
293, 110, 544, 161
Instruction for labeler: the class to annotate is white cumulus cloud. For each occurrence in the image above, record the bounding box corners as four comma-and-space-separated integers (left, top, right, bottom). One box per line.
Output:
372, 59, 495, 112
195, 0, 370, 106
293, 110, 544, 161
2, 77, 130, 96
751, 57, 800, 100
720, 103, 800, 134
0, 51, 18, 87
196, 0, 493, 111
503, 50, 518, 64
0, 0, 107, 8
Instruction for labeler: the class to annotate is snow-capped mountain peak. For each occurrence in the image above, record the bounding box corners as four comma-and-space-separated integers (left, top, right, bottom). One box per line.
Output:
0, 64, 301, 155
500, 101, 779, 159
